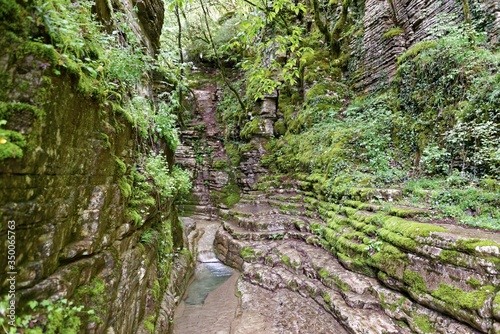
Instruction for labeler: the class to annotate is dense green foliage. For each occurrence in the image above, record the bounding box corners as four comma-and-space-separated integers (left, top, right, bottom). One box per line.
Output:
0, 296, 94, 333
175, 1, 499, 229
123, 151, 192, 227
0, 0, 182, 159
31, 0, 154, 95
395, 19, 499, 178
258, 21, 499, 229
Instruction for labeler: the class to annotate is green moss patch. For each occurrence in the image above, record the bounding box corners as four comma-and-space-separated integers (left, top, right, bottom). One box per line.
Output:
493, 292, 500, 315
240, 117, 264, 140
0, 126, 26, 160
387, 206, 425, 218
240, 247, 256, 261
318, 268, 329, 279
403, 270, 427, 293
213, 159, 229, 170
280, 254, 291, 266
439, 250, 468, 267
273, 119, 286, 136
211, 183, 241, 208
377, 228, 417, 252
383, 217, 446, 238
74, 277, 106, 324
413, 314, 435, 333
466, 277, 481, 289
382, 27, 404, 39
397, 40, 438, 65
370, 244, 408, 277
455, 239, 500, 255
431, 283, 495, 311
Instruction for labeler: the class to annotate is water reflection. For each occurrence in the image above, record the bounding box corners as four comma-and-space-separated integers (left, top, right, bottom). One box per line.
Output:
183, 260, 234, 305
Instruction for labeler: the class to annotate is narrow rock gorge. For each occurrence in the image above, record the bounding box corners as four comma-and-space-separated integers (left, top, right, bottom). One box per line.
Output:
173, 77, 500, 333
1, 0, 499, 333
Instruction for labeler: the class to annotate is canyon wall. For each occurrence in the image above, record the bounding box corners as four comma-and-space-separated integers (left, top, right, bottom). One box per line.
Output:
0, 0, 193, 332
358, 0, 500, 89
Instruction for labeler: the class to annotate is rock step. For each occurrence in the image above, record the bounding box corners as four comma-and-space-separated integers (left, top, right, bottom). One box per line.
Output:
231, 237, 377, 294
339, 200, 430, 218
267, 193, 303, 203
250, 186, 427, 224
225, 201, 276, 217
242, 263, 405, 334
266, 198, 305, 210
229, 198, 308, 215
221, 220, 323, 244
215, 189, 495, 333
297, 180, 403, 202
222, 204, 324, 233
216, 227, 482, 334
224, 213, 298, 232
189, 204, 217, 213
227, 212, 323, 231
232, 278, 350, 334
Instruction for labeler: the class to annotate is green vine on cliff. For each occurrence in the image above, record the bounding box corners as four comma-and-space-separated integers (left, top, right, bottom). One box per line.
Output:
125, 151, 192, 226
395, 17, 499, 177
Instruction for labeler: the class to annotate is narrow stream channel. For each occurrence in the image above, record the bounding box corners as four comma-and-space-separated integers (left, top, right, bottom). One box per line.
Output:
174, 220, 240, 334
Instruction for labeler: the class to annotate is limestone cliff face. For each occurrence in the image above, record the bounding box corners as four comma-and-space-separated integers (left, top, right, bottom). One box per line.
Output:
239, 94, 278, 191
0, 1, 192, 333
358, 0, 499, 89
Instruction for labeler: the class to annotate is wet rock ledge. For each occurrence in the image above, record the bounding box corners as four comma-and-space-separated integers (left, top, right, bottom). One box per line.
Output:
215, 184, 500, 334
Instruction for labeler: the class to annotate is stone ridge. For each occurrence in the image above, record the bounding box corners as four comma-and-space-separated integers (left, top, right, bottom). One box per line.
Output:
214, 182, 500, 333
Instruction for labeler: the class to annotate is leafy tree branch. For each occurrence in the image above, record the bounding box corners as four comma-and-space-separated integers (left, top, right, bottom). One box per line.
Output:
198, 0, 247, 111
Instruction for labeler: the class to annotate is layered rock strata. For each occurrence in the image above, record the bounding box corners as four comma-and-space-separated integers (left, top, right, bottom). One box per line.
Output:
0, 0, 194, 332
215, 181, 500, 333
359, 0, 498, 89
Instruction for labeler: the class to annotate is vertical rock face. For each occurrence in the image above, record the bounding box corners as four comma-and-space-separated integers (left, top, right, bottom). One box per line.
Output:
106, 0, 165, 55
239, 94, 278, 190
135, 0, 165, 52
0, 1, 193, 333
359, 0, 498, 89
360, 0, 404, 89
483, 0, 500, 44
175, 79, 233, 216
0, 64, 167, 334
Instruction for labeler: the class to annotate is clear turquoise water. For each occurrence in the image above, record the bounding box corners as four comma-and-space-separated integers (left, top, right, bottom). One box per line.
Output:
183, 261, 234, 305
